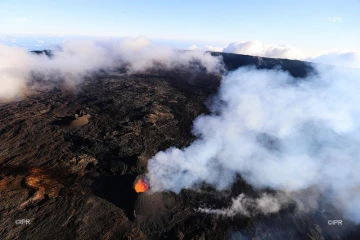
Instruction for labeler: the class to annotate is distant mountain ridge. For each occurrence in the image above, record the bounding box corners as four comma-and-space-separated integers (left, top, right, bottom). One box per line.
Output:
30, 49, 316, 78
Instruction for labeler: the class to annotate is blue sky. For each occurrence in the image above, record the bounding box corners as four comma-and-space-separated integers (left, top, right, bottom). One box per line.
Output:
0, 0, 359, 54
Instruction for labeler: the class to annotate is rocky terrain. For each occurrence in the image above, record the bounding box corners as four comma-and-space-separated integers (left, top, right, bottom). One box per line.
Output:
0, 52, 359, 239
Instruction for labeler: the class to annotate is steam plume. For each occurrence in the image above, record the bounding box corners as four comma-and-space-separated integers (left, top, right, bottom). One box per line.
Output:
198, 193, 288, 217
147, 65, 360, 222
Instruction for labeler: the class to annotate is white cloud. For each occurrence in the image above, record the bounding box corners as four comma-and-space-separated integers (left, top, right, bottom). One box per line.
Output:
205, 46, 225, 52
308, 51, 360, 69
204, 40, 360, 68
186, 45, 200, 51
0, 44, 33, 99
0, 36, 223, 101
222, 40, 305, 60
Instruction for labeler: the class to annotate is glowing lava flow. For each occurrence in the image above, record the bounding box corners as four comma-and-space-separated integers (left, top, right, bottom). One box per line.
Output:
134, 179, 148, 193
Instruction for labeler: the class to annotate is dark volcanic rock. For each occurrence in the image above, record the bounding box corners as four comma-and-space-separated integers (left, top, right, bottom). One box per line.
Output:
211, 52, 316, 78
0, 53, 358, 239
0, 68, 218, 239
30, 50, 53, 58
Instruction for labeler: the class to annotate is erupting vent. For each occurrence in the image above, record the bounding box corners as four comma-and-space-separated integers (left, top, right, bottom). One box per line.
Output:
134, 179, 149, 193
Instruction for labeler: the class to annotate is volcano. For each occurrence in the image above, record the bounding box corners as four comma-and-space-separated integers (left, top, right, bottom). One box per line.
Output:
1, 52, 359, 239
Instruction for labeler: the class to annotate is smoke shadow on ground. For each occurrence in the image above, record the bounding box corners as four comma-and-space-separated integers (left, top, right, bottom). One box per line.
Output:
90, 174, 138, 220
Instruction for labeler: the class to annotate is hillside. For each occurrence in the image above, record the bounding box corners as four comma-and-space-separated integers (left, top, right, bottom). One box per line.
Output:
1, 52, 358, 239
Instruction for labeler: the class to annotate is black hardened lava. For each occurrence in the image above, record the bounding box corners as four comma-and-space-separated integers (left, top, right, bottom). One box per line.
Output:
1, 52, 358, 239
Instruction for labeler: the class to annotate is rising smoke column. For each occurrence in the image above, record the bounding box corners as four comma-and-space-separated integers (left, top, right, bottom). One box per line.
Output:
147, 65, 360, 223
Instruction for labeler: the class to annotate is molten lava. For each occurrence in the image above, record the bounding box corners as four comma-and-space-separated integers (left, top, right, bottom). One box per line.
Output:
134, 179, 148, 193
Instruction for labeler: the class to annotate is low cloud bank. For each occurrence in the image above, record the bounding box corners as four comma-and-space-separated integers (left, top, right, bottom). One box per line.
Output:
202, 40, 305, 60
222, 40, 305, 60
309, 51, 360, 69
201, 40, 360, 68
0, 36, 223, 101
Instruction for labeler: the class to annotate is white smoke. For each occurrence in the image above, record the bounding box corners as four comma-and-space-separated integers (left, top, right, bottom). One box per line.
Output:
198, 193, 287, 217
199, 188, 321, 217
0, 36, 223, 101
147, 65, 360, 223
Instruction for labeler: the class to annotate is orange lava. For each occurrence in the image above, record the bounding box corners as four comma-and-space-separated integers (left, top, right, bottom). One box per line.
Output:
134, 179, 148, 193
